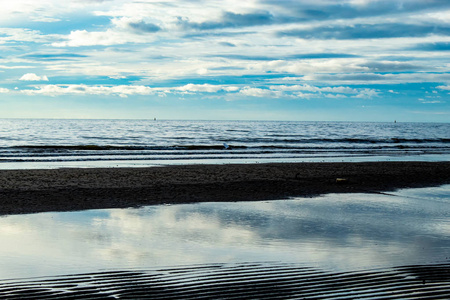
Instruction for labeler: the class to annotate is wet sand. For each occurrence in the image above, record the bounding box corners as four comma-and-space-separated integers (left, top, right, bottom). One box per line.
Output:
0, 161, 449, 215
1, 262, 449, 299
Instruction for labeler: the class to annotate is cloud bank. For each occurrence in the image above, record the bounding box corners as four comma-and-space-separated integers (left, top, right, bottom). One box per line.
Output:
0, 0, 449, 120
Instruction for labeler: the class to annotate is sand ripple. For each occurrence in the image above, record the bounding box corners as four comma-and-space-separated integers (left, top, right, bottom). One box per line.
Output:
1, 262, 449, 299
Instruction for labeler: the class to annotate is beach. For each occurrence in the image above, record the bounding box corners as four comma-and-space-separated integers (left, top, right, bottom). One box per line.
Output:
1, 161, 449, 215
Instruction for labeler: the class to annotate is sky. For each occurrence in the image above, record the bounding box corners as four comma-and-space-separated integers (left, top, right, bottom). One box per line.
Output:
0, 0, 449, 122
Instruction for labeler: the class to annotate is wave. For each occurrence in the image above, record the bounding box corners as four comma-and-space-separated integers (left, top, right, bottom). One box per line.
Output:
4, 142, 450, 153
9, 139, 450, 149
13, 145, 157, 151
9, 144, 247, 151
223, 137, 450, 144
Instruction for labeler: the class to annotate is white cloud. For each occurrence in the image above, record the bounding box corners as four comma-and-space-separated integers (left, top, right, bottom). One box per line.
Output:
31, 16, 61, 23
52, 29, 126, 47
303, 73, 450, 85
19, 73, 49, 81
417, 10, 450, 24
270, 84, 358, 94
265, 84, 379, 99
0, 28, 51, 44
22, 83, 239, 97
321, 86, 359, 94
436, 85, 450, 91
418, 99, 443, 104
294, 92, 315, 99
255, 59, 369, 75
353, 88, 380, 98
16, 83, 243, 98
20, 84, 237, 98
21, 84, 156, 98
239, 86, 282, 98
52, 25, 162, 47
223, 86, 240, 92
0, 65, 32, 70
53, 16, 161, 47
324, 93, 347, 98
175, 84, 228, 93
0, 0, 121, 25
0, 88, 9, 93
0, 1, 54, 23
18, 83, 381, 100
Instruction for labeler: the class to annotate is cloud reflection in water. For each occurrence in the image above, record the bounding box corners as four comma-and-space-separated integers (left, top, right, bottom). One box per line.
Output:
0, 185, 449, 279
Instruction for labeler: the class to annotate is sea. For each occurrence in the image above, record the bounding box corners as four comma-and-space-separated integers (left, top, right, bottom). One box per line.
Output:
0, 119, 449, 169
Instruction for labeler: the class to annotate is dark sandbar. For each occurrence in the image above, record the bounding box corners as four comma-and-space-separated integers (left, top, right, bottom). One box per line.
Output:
0, 161, 449, 215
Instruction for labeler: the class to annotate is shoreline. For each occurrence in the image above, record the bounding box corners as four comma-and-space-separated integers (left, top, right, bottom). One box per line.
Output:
1, 161, 449, 215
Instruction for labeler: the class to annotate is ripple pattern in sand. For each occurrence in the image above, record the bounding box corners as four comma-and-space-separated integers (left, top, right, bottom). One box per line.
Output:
0, 262, 449, 299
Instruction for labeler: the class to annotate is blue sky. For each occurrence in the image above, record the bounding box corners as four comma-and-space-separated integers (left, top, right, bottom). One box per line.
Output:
0, 0, 449, 121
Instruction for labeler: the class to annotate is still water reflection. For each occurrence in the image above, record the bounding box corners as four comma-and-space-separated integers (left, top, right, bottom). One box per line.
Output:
0, 185, 449, 280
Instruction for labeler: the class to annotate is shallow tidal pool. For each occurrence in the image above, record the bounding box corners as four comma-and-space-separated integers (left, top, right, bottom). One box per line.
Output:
0, 185, 449, 280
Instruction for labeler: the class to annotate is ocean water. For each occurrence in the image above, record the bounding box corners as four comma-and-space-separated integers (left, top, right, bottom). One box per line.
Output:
0, 119, 449, 168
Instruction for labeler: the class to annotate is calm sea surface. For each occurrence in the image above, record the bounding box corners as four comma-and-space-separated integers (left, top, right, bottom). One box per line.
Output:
0, 119, 449, 168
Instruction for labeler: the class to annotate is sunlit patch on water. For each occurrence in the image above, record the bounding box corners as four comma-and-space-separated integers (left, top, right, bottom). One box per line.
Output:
0, 185, 449, 283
